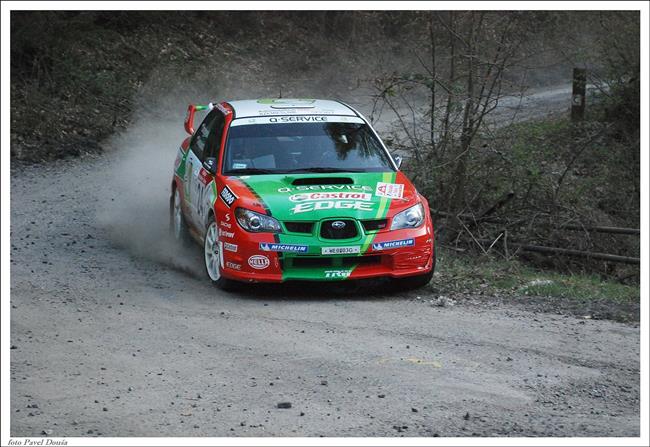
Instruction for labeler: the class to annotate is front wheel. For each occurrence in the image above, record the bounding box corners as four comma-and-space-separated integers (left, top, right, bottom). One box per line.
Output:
390, 249, 436, 291
204, 219, 237, 291
391, 268, 434, 291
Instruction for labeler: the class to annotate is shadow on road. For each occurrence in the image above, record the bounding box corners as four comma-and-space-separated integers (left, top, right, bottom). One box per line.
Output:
225, 278, 413, 302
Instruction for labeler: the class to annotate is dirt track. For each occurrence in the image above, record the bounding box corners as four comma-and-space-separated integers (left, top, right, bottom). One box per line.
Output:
9, 152, 639, 437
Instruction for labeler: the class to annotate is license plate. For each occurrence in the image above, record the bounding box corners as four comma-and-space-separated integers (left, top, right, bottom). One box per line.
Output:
322, 246, 361, 255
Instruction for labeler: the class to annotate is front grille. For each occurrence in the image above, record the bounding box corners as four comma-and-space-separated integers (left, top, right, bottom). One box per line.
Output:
285, 221, 314, 234
291, 257, 331, 268
320, 219, 357, 239
361, 219, 388, 232
290, 255, 381, 269
345, 255, 381, 266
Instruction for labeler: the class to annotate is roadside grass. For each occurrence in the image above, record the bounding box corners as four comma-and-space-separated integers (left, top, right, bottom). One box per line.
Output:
431, 247, 639, 304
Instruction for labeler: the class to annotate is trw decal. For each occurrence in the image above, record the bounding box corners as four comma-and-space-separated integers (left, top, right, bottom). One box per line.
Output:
324, 270, 352, 279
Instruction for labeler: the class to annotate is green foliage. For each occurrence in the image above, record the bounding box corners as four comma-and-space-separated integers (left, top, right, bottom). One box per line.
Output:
433, 248, 639, 303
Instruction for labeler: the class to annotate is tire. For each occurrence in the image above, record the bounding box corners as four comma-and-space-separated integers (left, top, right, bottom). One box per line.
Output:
171, 187, 190, 246
391, 268, 434, 291
203, 217, 237, 291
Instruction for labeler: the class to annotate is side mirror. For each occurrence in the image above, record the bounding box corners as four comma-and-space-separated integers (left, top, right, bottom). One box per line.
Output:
393, 155, 403, 169
202, 157, 217, 175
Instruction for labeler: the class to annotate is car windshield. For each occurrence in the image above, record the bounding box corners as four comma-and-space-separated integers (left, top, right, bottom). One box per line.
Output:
223, 121, 395, 175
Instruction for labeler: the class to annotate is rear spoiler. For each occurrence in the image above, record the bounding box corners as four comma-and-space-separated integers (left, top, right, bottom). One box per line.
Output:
184, 103, 214, 135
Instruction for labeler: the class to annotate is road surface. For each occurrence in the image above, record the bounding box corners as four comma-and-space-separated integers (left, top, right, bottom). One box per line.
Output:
9, 148, 639, 437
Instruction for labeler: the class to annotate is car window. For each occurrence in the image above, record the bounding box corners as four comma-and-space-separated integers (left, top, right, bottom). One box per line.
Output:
189, 109, 224, 161
204, 111, 225, 159
223, 122, 394, 174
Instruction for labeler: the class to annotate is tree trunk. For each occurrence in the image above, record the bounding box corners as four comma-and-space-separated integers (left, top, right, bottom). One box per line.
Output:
429, 13, 436, 151
450, 12, 477, 213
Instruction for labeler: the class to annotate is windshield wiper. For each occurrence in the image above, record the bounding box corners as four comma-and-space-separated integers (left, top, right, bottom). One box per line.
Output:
225, 168, 274, 175
284, 167, 364, 173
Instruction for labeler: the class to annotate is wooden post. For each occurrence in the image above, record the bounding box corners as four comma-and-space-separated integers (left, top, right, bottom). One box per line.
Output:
477, 239, 640, 265
571, 68, 587, 121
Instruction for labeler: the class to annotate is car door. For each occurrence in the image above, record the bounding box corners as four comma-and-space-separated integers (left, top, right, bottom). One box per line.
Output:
185, 109, 225, 232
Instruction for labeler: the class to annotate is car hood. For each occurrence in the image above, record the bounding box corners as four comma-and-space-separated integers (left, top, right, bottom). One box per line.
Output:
234, 171, 418, 222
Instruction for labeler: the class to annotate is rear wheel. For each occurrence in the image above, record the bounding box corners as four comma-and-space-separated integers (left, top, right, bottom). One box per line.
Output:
204, 218, 237, 291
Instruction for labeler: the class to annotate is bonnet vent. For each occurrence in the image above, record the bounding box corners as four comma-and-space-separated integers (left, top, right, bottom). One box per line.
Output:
291, 177, 354, 186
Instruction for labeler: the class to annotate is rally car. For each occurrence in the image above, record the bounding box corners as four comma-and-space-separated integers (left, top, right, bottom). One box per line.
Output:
170, 98, 435, 290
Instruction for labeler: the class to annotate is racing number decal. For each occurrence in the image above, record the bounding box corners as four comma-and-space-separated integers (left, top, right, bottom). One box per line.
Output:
195, 177, 206, 218
184, 157, 193, 203
195, 169, 214, 221
196, 178, 217, 223
192, 170, 203, 208
184, 150, 212, 227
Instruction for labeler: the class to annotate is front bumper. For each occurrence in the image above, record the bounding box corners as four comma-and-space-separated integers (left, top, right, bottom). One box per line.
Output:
218, 224, 434, 283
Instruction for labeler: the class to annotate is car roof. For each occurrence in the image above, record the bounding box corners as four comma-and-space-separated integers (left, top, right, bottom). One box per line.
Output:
225, 99, 358, 119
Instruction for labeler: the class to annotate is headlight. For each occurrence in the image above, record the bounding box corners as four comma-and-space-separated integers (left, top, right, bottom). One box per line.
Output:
235, 208, 282, 233
390, 203, 425, 230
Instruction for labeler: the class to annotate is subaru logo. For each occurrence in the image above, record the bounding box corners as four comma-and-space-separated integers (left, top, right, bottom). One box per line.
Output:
331, 221, 346, 229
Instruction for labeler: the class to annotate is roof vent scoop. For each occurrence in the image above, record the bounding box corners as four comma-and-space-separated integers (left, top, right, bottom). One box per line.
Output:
256, 99, 317, 110
291, 177, 354, 186
270, 104, 315, 110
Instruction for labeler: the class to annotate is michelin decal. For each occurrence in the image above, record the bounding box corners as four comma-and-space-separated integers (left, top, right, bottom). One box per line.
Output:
372, 238, 415, 251
260, 243, 309, 253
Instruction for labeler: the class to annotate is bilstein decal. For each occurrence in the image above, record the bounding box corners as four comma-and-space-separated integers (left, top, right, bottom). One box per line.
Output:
223, 242, 238, 252
220, 185, 237, 207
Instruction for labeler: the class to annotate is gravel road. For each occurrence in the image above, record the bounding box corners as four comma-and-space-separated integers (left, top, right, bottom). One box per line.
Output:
9, 150, 640, 437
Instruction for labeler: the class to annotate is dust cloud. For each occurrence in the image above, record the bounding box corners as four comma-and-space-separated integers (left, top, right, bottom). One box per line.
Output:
96, 104, 204, 277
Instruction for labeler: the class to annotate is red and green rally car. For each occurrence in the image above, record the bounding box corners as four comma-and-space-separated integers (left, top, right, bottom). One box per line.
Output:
170, 99, 435, 289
